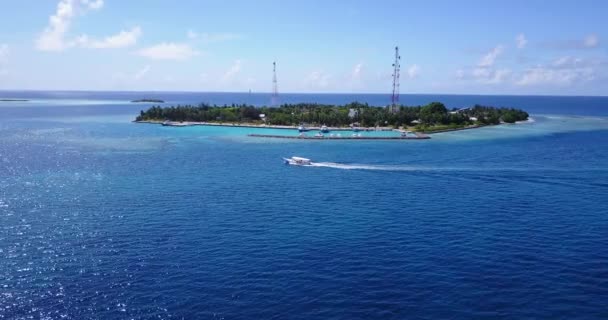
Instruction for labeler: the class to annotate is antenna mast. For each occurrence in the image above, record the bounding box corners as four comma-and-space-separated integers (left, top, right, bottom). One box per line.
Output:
391, 46, 401, 113
271, 61, 279, 106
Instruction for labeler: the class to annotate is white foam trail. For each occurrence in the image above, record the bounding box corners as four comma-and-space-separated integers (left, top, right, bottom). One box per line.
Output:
308, 162, 608, 173
310, 162, 430, 171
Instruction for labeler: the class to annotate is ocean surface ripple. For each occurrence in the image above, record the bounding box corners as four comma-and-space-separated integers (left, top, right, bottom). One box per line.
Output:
1, 92, 607, 319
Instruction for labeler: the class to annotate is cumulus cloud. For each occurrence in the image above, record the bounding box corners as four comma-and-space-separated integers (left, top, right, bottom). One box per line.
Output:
136, 43, 199, 60
201, 33, 241, 43
478, 45, 504, 67
455, 69, 466, 80
472, 68, 512, 84
543, 34, 601, 50
36, 0, 138, 51
81, 0, 104, 9
553, 56, 584, 68
461, 45, 509, 84
516, 67, 593, 86
222, 60, 242, 82
0, 44, 8, 63
187, 29, 198, 39
406, 64, 420, 79
187, 30, 241, 43
350, 63, 363, 80
516, 56, 596, 86
305, 70, 332, 89
77, 26, 141, 49
583, 34, 599, 48
134, 65, 151, 80
0, 44, 8, 76
516, 34, 528, 49
36, 0, 81, 51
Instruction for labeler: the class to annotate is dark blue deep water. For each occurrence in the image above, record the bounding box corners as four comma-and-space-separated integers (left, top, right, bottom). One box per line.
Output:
1, 91, 608, 319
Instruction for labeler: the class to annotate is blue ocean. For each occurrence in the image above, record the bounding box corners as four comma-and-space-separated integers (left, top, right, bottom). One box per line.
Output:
1, 91, 607, 319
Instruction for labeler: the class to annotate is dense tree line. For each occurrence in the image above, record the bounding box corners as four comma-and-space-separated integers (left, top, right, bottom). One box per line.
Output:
135, 102, 528, 129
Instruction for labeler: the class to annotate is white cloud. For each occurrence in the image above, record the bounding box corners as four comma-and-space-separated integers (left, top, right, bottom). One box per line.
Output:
406, 64, 420, 79
462, 53, 598, 87
455, 69, 465, 80
36, 0, 80, 51
516, 34, 527, 49
245, 77, 256, 86
350, 63, 363, 80
459, 63, 510, 84
110, 65, 153, 86
516, 59, 595, 86
187, 30, 241, 43
200, 33, 241, 43
584, 34, 599, 48
0, 44, 8, 63
553, 56, 585, 68
517, 68, 576, 86
187, 30, 198, 39
222, 60, 242, 82
305, 70, 332, 89
471, 68, 489, 78
544, 34, 601, 50
134, 65, 150, 80
472, 68, 511, 84
36, 0, 139, 52
347, 63, 365, 91
478, 45, 504, 67
81, 0, 104, 9
0, 44, 8, 76
136, 43, 199, 60
460, 45, 509, 84
78, 26, 141, 49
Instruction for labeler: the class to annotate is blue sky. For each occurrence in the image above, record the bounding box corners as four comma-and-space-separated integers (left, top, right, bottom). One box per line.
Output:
0, 0, 606, 95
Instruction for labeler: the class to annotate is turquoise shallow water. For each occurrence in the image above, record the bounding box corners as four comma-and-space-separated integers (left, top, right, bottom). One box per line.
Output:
151, 125, 404, 138
1, 92, 608, 319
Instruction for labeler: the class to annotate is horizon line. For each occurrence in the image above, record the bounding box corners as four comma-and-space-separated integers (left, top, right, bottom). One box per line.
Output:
0, 89, 607, 98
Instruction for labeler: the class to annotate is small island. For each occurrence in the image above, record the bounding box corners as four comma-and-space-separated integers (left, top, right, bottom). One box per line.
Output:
131, 98, 165, 103
0, 99, 29, 102
135, 101, 529, 134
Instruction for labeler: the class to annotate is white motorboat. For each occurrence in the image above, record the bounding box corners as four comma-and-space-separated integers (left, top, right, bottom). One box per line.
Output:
283, 156, 313, 166
320, 125, 330, 133
298, 125, 309, 132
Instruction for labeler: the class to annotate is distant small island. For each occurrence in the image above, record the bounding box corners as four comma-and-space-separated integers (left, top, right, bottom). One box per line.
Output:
131, 99, 165, 103
135, 102, 529, 133
0, 99, 29, 102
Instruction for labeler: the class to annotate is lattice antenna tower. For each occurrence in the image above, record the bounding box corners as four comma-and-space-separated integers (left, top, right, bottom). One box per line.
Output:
271, 61, 279, 106
391, 46, 401, 112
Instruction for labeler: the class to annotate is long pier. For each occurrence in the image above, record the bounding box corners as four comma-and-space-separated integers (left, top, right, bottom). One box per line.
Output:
247, 133, 430, 140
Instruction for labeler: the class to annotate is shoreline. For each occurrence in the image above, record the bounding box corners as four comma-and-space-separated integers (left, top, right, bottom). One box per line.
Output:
418, 118, 535, 134
419, 124, 487, 134
133, 120, 396, 131
133, 118, 534, 139
247, 133, 430, 140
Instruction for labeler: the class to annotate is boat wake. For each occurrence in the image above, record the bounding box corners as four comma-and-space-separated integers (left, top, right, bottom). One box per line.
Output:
310, 162, 431, 171
308, 162, 608, 173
